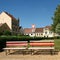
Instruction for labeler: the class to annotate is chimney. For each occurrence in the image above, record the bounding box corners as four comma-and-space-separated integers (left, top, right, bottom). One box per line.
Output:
32, 24, 36, 33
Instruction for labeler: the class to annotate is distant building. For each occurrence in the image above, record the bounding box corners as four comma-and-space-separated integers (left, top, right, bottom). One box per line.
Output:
43, 26, 54, 37
35, 28, 43, 37
0, 11, 21, 34
24, 28, 35, 37
24, 26, 54, 37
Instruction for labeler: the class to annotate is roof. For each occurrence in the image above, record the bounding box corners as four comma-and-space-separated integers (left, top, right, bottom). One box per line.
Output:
24, 28, 32, 34
24, 28, 43, 34
24, 26, 52, 34
45, 26, 51, 30
4, 12, 17, 21
35, 28, 43, 33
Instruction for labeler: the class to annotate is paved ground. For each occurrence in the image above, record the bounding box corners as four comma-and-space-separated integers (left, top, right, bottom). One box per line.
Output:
0, 51, 60, 60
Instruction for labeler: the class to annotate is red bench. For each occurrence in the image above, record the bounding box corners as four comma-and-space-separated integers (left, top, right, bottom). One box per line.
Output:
3, 40, 54, 55
28, 40, 54, 55
3, 41, 28, 55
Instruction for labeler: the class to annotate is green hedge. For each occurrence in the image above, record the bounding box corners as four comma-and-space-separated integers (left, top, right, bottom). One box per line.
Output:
54, 36, 60, 39
0, 36, 54, 41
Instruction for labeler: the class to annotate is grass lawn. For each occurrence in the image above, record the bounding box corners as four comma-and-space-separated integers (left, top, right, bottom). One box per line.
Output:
54, 39, 60, 50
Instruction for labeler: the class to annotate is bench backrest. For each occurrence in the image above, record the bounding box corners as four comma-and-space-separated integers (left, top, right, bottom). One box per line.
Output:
29, 41, 54, 47
6, 41, 28, 47
6, 40, 54, 47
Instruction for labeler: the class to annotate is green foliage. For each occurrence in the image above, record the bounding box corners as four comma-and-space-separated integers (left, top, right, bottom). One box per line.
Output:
52, 5, 60, 32
3, 30, 11, 35
0, 36, 54, 41
0, 32, 3, 36
54, 39, 60, 50
55, 23, 60, 34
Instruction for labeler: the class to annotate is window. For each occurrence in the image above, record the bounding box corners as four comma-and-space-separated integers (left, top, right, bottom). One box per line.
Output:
37, 33, 38, 36
41, 33, 43, 35
45, 32, 47, 34
45, 28, 48, 30
31, 34, 33, 35
49, 31, 52, 34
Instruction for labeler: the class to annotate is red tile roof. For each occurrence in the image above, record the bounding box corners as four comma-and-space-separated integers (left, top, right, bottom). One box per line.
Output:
24, 28, 32, 34
24, 28, 43, 33
45, 26, 51, 30
35, 28, 43, 33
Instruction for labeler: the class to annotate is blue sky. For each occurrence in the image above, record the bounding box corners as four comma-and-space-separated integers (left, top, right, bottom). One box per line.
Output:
0, 0, 60, 28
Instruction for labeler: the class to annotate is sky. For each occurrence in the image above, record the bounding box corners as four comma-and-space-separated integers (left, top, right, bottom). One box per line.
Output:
0, 0, 60, 28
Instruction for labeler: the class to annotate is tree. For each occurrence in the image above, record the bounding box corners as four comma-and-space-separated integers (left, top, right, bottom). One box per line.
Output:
52, 5, 60, 33
17, 18, 20, 26
0, 32, 3, 36
55, 23, 60, 35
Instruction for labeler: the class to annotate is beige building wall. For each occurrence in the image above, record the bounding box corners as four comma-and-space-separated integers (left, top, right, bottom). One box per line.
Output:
0, 12, 12, 30
43, 28, 54, 37
35, 33, 43, 37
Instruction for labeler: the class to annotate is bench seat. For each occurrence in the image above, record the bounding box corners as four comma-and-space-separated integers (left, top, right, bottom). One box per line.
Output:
28, 47, 54, 50
3, 47, 27, 50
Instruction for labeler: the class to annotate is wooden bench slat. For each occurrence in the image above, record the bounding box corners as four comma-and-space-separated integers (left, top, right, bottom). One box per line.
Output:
29, 43, 54, 46
30, 40, 54, 42
3, 47, 27, 50
6, 44, 28, 46
28, 47, 54, 50
6, 41, 27, 44
6, 41, 28, 47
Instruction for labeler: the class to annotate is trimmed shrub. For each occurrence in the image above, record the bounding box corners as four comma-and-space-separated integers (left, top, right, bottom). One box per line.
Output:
0, 36, 54, 41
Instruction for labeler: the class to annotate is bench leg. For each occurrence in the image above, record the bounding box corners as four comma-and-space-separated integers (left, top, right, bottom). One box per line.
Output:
50, 49, 53, 55
8, 50, 10, 54
21, 49, 25, 55
31, 49, 34, 55
5, 50, 8, 55
5, 49, 10, 55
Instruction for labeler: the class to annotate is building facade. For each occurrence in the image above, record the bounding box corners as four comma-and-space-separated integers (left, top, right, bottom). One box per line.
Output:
24, 26, 54, 37
24, 28, 35, 37
0, 12, 20, 34
35, 28, 43, 37
43, 26, 54, 37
